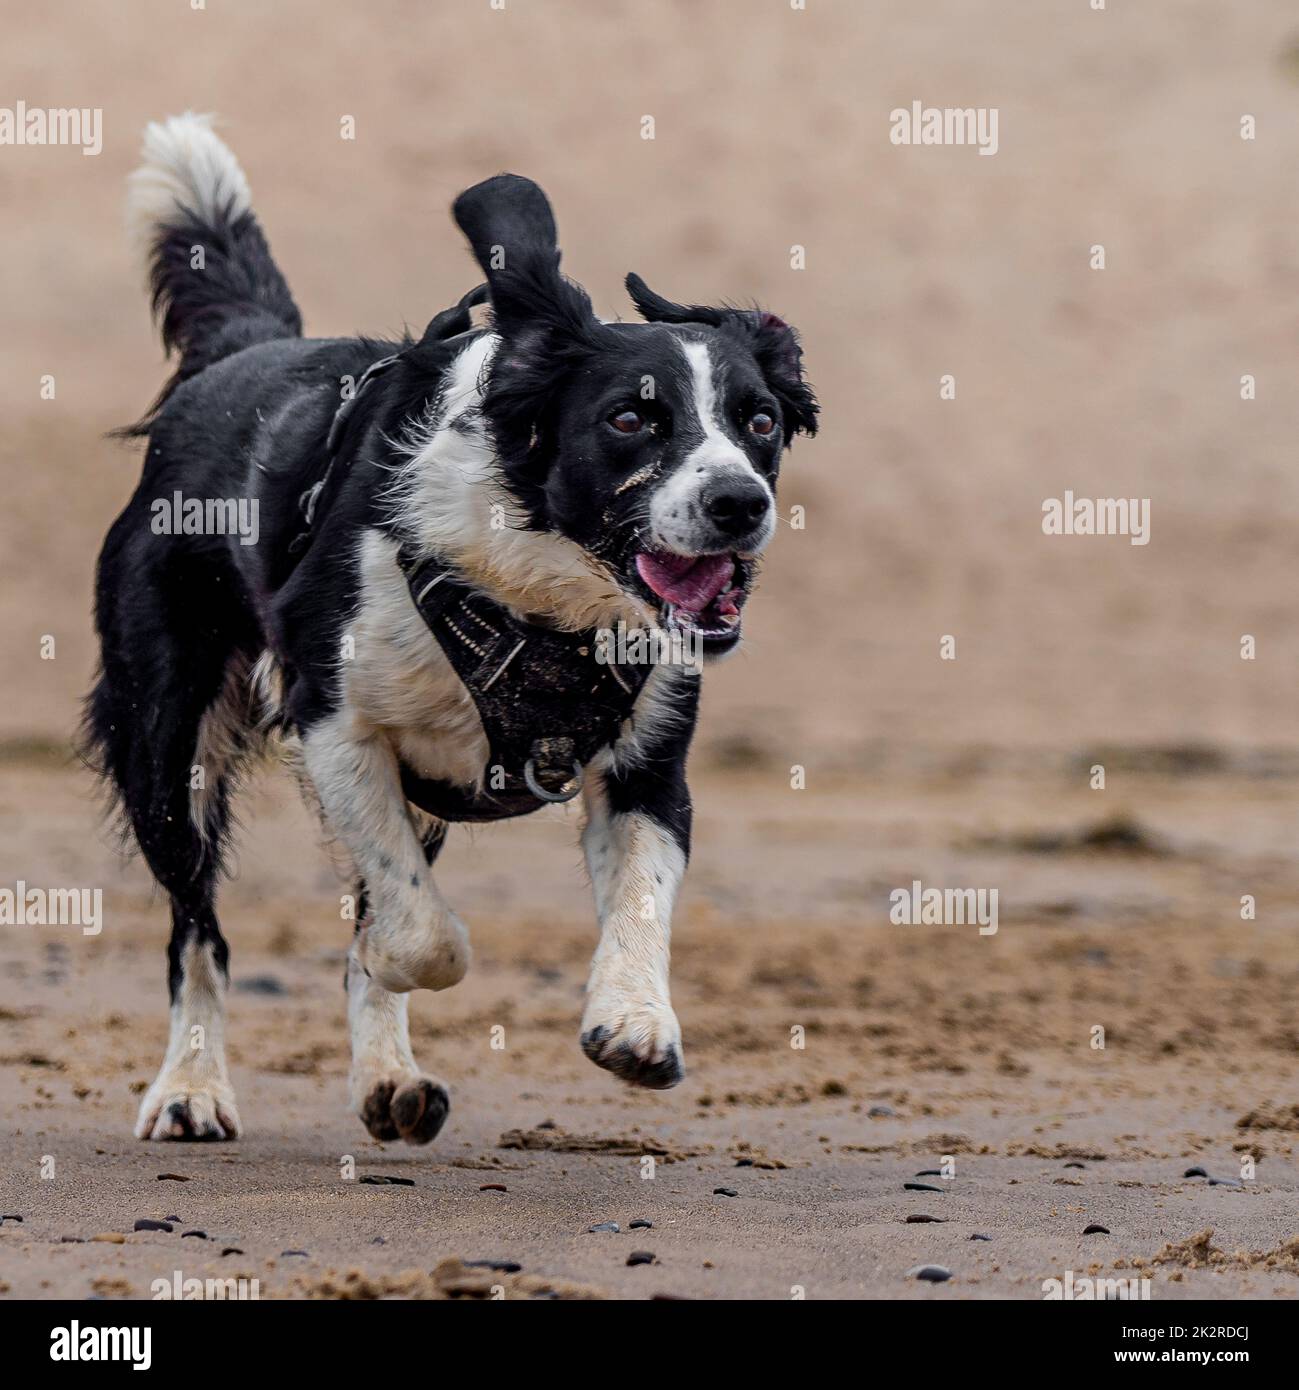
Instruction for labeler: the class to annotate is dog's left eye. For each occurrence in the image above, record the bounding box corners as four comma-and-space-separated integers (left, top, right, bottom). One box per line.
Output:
608, 410, 644, 434
748, 411, 776, 437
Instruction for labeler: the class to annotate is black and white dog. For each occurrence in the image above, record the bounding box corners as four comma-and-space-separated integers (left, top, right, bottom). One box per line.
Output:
85, 115, 817, 1144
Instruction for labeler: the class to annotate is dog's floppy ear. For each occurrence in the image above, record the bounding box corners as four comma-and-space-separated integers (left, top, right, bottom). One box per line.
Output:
453, 175, 594, 337
625, 272, 819, 437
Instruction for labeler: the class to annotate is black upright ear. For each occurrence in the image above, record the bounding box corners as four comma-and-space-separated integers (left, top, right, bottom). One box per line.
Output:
625, 272, 819, 437
452, 174, 592, 337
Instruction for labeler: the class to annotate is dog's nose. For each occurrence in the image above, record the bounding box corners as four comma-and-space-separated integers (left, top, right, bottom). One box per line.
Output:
702, 478, 770, 535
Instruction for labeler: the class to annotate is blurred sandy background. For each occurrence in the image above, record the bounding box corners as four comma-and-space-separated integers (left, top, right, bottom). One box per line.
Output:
3, 0, 1299, 1301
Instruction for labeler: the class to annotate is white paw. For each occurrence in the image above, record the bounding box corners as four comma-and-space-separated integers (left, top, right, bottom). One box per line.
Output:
135, 1077, 241, 1141
580, 995, 684, 1090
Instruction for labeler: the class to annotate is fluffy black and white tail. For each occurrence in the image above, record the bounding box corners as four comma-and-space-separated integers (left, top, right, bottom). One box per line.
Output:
124, 113, 301, 431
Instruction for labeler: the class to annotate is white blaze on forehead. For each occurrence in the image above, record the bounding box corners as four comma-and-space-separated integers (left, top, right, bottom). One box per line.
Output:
680, 340, 724, 439
642, 338, 775, 555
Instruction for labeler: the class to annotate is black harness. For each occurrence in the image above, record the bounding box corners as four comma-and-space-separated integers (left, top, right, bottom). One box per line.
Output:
288, 302, 652, 823
394, 548, 650, 822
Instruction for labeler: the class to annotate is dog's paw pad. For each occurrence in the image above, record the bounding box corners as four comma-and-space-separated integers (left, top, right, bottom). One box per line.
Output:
359, 1075, 450, 1145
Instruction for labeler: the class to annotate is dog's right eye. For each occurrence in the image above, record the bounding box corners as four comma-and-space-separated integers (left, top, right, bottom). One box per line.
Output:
608, 410, 644, 435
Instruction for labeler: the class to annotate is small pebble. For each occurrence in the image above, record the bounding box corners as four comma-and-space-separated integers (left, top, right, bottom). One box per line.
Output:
905, 1214, 947, 1224
588, 1222, 620, 1234
914, 1169, 943, 1177
627, 1251, 656, 1266
1083, 1224, 1110, 1235
360, 1175, 415, 1186
969, 1233, 992, 1242
165, 1215, 181, 1223
1183, 1166, 1208, 1178
233, 974, 287, 995
905, 1182, 944, 1193
479, 1183, 508, 1193
156, 1173, 189, 1182
59, 1236, 85, 1244
221, 1247, 244, 1256
463, 1259, 522, 1273
629, 1219, 653, 1230
1209, 1177, 1242, 1188
181, 1230, 208, 1239
868, 1104, 896, 1117
133, 1218, 173, 1233
281, 1249, 308, 1257
713, 1187, 738, 1198
907, 1264, 952, 1283
0, 1214, 23, 1225
1063, 1162, 1086, 1170
371, 1237, 386, 1245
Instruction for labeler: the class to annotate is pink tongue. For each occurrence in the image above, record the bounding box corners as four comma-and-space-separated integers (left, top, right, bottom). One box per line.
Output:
636, 551, 735, 612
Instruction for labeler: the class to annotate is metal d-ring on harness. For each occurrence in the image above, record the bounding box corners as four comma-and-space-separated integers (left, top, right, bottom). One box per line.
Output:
524, 757, 585, 803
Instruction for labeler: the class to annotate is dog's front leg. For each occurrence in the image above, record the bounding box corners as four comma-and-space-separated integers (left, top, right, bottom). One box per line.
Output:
579, 748, 691, 1090
301, 711, 470, 994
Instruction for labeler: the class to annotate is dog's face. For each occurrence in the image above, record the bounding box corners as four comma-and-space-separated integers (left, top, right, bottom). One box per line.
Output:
452, 176, 818, 655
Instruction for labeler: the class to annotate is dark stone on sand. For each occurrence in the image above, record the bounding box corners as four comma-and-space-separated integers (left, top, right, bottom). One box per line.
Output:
281, 1249, 308, 1257
970, 1233, 992, 1241
907, 1264, 952, 1282
714, 1187, 738, 1197
630, 1219, 653, 1230
221, 1247, 244, 1256
1063, 1162, 1086, 1169
905, 1214, 947, 1224
360, 1175, 415, 1186
234, 975, 287, 995
1209, 1177, 1242, 1188
588, 1222, 620, 1233
1183, 1166, 1208, 1178
181, 1230, 208, 1239
868, 1105, 896, 1117
627, 1251, 656, 1266
479, 1183, 508, 1192
905, 1182, 945, 1193
156, 1173, 189, 1182
1083, 1224, 1110, 1235
133, 1218, 173, 1232
464, 1259, 523, 1273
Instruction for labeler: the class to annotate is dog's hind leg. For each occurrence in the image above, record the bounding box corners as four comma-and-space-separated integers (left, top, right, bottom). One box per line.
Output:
345, 822, 451, 1144
85, 528, 259, 1140
132, 657, 255, 1140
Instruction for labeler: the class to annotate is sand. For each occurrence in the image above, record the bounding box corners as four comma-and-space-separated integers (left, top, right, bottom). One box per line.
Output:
2, 0, 1299, 1300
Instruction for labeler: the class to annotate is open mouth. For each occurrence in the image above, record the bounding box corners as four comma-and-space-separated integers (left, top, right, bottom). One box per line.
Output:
632, 548, 750, 647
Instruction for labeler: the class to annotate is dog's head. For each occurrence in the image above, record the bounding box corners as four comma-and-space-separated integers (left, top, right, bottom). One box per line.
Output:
452, 174, 818, 655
